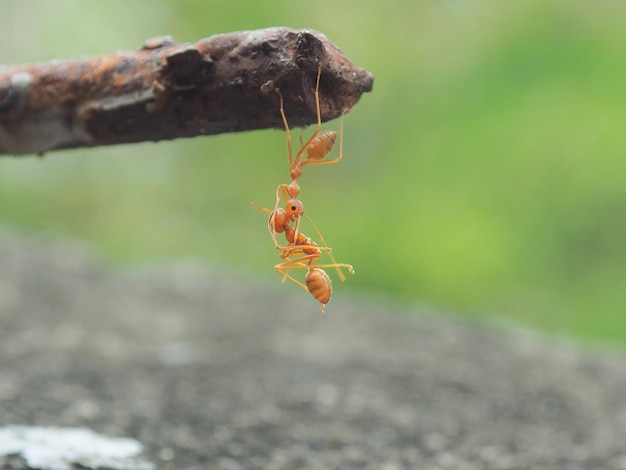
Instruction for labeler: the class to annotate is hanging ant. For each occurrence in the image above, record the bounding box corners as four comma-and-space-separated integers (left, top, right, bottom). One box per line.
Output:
251, 63, 353, 312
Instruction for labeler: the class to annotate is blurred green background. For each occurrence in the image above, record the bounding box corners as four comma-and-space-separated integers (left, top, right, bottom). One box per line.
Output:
1, 0, 625, 346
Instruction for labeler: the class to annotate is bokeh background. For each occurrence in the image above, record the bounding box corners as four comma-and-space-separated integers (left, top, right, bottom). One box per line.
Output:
1, 0, 625, 346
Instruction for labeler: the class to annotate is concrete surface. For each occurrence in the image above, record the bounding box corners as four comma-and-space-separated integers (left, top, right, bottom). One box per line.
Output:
1, 229, 626, 469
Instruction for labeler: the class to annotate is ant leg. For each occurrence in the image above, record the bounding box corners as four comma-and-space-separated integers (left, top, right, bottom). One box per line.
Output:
275, 256, 317, 291
278, 244, 331, 258
292, 215, 302, 250
250, 201, 270, 215
304, 262, 355, 275
274, 184, 290, 213
276, 89, 294, 168
277, 253, 354, 280
275, 267, 309, 292
313, 63, 323, 129
301, 213, 352, 282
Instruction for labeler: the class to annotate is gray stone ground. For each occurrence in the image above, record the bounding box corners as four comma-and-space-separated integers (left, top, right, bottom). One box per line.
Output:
1, 228, 626, 470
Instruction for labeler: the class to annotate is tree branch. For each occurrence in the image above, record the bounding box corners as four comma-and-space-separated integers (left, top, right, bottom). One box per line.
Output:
0, 27, 373, 156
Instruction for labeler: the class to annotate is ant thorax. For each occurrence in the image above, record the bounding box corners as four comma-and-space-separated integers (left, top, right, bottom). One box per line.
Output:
286, 180, 300, 198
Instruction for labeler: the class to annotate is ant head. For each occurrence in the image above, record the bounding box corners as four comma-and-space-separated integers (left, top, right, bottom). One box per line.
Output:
285, 198, 304, 221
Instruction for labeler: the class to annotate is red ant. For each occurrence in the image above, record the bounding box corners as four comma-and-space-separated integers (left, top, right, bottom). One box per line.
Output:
253, 200, 354, 313
252, 64, 353, 312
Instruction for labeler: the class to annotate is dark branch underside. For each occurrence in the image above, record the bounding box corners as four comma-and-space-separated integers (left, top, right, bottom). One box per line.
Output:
0, 27, 373, 156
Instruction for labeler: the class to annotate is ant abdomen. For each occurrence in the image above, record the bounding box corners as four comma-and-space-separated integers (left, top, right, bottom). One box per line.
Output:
306, 131, 337, 161
305, 268, 332, 307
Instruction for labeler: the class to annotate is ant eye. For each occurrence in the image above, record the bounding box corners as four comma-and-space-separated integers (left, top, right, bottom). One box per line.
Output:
291, 205, 297, 211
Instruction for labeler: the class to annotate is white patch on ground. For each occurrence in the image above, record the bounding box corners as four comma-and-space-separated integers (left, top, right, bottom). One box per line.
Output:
0, 426, 154, 470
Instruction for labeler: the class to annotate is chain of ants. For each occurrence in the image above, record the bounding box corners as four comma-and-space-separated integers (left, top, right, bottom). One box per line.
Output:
253, 64, 354, 313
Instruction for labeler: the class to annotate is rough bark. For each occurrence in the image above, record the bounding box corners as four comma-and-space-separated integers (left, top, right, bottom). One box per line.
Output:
0, 27, 374, 156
